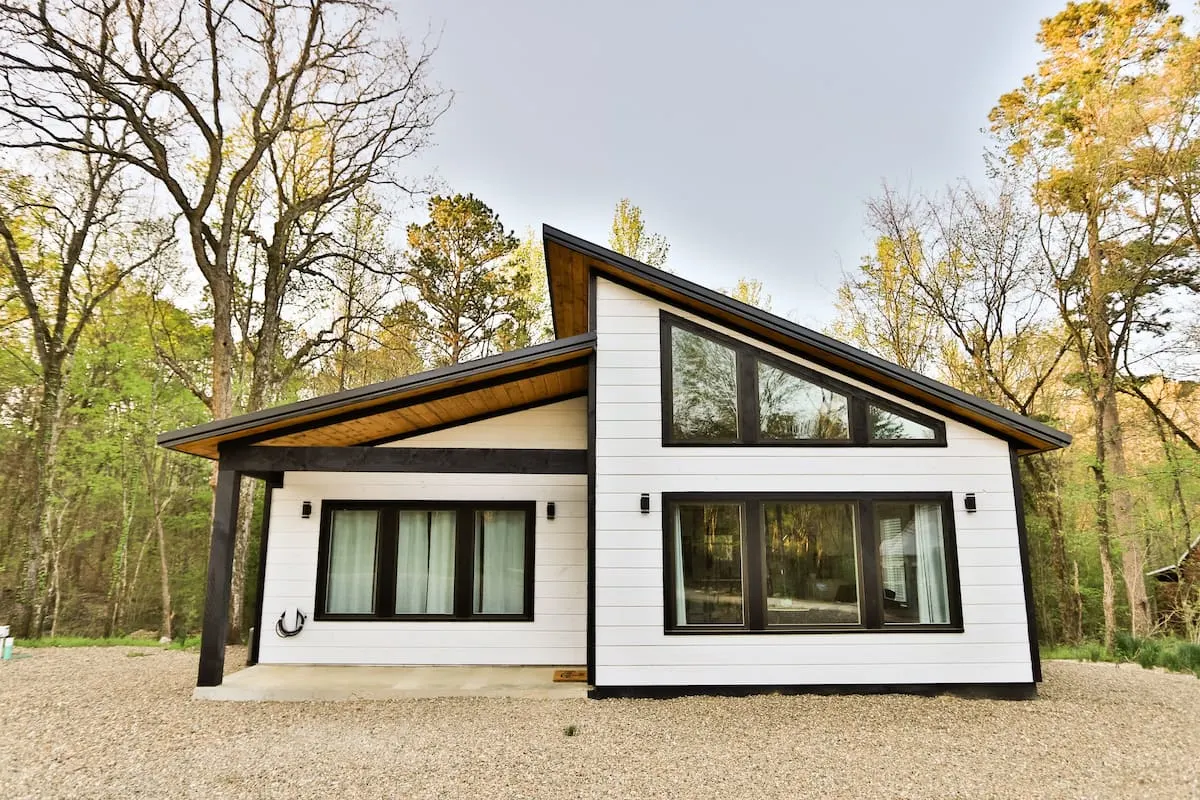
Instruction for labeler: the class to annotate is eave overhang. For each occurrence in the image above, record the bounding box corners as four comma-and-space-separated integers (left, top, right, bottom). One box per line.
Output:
158, 333, 596, 459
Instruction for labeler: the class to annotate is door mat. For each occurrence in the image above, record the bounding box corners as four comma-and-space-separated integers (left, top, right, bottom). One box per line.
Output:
553, 669, 587, 683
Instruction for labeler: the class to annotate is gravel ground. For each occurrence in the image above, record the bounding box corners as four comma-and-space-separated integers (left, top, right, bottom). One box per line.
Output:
0, 648, 1197, 799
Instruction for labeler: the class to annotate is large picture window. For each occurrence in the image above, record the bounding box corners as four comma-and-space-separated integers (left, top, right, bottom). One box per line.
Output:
316, 501, 535, 621
664, 493, 961, 633
660, 312, 946, 447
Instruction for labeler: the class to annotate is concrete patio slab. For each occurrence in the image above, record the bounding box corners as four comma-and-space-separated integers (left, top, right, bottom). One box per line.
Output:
193, 664, 589, 701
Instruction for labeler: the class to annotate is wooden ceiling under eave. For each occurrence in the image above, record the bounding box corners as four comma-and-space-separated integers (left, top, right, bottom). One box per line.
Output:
260, 363, 588, 449
158, 335, 595, 459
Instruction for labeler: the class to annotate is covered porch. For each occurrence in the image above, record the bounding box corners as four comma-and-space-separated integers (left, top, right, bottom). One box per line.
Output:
157, 335, 595, 688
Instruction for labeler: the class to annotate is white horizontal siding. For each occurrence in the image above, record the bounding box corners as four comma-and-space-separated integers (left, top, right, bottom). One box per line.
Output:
258, 471, 586, 666
591, 276, 1033, 687
380, 396, 586, 449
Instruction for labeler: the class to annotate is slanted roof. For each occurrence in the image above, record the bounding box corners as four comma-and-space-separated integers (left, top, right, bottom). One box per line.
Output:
1149, 534, 1200, 582
158, 333, 594, 459
543, 225, 1071, 455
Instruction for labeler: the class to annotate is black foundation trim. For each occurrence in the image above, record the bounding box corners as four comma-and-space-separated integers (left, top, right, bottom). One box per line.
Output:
588, 682, 1037, 700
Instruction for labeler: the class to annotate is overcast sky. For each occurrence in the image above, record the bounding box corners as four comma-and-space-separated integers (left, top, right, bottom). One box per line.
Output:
391, 1, 1071, 329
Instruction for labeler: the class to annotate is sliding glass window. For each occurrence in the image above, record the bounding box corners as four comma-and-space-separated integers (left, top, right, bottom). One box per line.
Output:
664, 493, 960, 633
316, 501, 535, 621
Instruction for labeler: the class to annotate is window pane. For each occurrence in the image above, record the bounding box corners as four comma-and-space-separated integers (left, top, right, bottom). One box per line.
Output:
869, 405, 937, 440
671, 326, 739, 441
395, 510, 456, 615
758, 363, 850, 440
474, 510, 527, 614
672, 504, 744, 625
762, 502, 860, 625
876, 502, 951, 624
326, 509, 378, 614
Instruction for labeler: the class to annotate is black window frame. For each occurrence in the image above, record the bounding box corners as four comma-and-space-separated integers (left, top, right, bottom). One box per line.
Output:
662, 491, 963, 635
660, 311, 947, 447
314, 499, 536, 622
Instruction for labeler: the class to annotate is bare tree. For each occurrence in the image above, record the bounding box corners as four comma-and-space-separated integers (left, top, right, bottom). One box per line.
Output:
0, 0, 447, 427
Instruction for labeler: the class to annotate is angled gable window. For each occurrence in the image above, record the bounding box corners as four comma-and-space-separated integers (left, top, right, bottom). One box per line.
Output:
868, 403, 940, 442
668, 324, 739, 442
757, 360, 850, 441
661, 311, 947, 447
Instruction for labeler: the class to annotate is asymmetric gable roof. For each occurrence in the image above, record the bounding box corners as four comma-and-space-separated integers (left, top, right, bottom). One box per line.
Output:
542, 225, 1070, 455
159, 227, 1070, 460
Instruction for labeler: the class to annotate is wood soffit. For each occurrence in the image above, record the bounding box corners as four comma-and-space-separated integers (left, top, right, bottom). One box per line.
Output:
159, 338, 593, 460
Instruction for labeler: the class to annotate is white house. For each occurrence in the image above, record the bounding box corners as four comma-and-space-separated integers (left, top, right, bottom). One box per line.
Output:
159, 226, 1070, 698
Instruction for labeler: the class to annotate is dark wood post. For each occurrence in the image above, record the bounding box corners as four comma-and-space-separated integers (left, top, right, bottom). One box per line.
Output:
197, 468, 242, 687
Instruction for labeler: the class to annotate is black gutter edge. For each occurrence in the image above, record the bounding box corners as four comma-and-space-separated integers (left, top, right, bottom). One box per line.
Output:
1010, 445, 1043, 682
588, 683, 1037, 700
157, 332, 597, 452
542, 224, 1071, 453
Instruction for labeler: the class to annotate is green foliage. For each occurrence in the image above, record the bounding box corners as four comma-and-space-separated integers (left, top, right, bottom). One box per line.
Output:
1048, 635, 1200, 678
609, 198, 669, 268
403, 194, 542, 365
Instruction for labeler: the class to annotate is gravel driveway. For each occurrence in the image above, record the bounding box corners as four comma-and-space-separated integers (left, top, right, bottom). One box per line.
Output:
0, 647, 1197, 799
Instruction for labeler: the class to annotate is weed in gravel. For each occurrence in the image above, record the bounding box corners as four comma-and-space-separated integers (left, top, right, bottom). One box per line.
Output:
563, 724, 579, 737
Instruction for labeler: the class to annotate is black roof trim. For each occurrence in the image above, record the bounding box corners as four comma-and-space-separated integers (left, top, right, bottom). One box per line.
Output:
157, 332, 597, 450
543, 224, 1071, 452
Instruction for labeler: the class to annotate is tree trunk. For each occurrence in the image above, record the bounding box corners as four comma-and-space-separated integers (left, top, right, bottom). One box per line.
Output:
156, 504, 174, 642
21, 366, 64, 638
210, 281, 236, 423
1091, 416, 1118, 650
228, 480, 257, 644
1025, 455, 1078, 644
1072, 561, 1085, 644
1084, 211, 1150, 637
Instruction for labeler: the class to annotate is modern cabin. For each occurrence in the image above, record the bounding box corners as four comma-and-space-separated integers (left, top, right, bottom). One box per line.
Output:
159, 226, 1071, 698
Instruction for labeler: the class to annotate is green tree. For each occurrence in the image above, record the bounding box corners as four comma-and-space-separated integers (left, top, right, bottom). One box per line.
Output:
990, 0, 1193, 640
0, 157, 171, 637
402, 194, 537, 365
832, 232, 941, 373
726, 278, 773, 311
609, 198, 670, 268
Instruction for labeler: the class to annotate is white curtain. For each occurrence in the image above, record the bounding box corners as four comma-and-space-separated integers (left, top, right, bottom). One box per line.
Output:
326, 510, 378, 614
673, 507, 687, 626
474, 510, 526, 614
395, 511, 456, 614
878, 516, 907, 603
914, 503, 950, 624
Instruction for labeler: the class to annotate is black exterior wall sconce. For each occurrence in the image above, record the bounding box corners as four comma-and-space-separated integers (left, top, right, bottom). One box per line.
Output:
640, 493, 651, 514
547, 501, 556, 520
964, 493, 977, 512
301, 500, 313, 519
